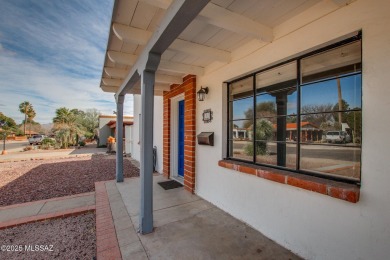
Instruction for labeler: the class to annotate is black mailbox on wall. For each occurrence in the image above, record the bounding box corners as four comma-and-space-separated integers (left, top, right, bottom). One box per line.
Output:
197, 132, 214, 146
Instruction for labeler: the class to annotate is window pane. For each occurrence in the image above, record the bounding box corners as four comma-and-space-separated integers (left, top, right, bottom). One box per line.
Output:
256, 62, 297, 90
255, 141, 296, 169
230, 120, 252, 140
254, 116, 297, 142
301, 74, 362, 113
231, 97, 253, 120
301, 40, 361, 84
229, 137, 253, 162
300, 144, 361, 181
229, 76, 253, 101
256, 62, 297, 117
300, 111, 362, 145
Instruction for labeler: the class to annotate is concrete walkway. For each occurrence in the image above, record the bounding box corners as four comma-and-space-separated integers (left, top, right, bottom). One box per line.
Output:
99, 176, 301, 260
0, 192, 95, 229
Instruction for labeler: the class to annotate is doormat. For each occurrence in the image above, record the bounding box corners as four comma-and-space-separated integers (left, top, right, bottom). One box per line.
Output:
158, 180, 183, 190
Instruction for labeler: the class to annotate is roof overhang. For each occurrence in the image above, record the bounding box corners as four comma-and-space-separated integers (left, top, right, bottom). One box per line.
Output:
99, 0, 356, 98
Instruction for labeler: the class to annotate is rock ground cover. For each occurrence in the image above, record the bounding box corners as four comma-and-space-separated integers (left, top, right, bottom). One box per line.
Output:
0, 213, 95, 260
0, 154, 139, 206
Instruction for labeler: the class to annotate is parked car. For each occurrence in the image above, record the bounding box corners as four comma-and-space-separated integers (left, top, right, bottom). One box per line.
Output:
325, 131, 351, 144
28, 134, 45, 145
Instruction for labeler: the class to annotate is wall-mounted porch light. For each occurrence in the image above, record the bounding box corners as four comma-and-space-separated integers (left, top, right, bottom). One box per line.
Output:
197, 87, 209, 101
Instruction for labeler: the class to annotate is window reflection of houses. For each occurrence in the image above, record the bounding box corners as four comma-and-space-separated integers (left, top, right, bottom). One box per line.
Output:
273, 121, 322, 142
232, 128, 248, 140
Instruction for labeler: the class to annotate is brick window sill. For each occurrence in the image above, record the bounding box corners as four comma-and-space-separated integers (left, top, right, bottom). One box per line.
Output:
218, 160, 360, 203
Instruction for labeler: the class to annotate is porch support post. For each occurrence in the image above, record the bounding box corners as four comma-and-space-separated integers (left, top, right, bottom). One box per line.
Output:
140, 53, 160, 234
276, 93, 287, 167
116, 94, 125, 182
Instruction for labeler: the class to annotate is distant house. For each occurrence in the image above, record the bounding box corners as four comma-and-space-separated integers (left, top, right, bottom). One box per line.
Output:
280, 122, 322, 142
232, 127, 248, 140
98, 115, 133, 154
24, 130, 39, 137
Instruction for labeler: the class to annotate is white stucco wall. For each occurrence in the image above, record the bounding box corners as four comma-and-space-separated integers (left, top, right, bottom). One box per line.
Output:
195, 0, 390, 259
132, 94, 164, 173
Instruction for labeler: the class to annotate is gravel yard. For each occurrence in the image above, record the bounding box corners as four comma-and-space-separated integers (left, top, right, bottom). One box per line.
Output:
0, 213, 95, 260
0, 154, 139, 206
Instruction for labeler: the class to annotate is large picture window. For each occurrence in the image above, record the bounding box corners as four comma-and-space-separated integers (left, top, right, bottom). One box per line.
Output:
227, 34, 362, 183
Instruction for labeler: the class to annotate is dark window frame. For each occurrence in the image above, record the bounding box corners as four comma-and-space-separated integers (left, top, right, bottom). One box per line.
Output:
226, 32, 362, 185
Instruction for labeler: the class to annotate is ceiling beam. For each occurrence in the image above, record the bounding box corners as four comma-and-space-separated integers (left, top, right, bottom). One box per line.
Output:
155, 73, 182, 84
112, 23, 152, 45
104, 67, 128, 78
198, 3, 273, 42
101, 85, 118, 93
102, 78, 122, 87
107, 51, 138, 66
113, 23, 230, 62
141, 0, 171, 9
159, 60, 204, 75
169, 38, 231, 62
155, 83, 171, 91
116, 0, 210, 96
139, 0, 273, 42
331, 0, 357, 6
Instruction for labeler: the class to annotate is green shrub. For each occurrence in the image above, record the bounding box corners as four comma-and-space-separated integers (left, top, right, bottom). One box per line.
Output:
84, 132, 94, 139
78, 141, 86, 147
244, 119, 274, 156
42, 138, 56, 146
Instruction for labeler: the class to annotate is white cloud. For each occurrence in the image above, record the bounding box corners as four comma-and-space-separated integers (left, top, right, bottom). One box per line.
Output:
0, 50, 133, 124
0, 0, 134, 124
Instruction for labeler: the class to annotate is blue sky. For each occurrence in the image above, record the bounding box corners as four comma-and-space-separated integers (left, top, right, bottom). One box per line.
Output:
232, 74, 361, 125
0, 0, 134, 124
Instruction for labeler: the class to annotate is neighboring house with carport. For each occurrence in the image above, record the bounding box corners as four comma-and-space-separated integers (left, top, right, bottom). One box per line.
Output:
98, 114, 133, 154
98, 0, 390, 259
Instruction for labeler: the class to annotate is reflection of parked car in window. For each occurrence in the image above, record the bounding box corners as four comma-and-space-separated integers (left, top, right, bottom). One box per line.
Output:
29, 134, 45, 145
325, 131, 351, 143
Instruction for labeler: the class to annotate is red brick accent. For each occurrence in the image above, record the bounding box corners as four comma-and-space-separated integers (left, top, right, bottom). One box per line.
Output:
218, 160, 360, 203
95, 181, 122, 260
163, 75, 197, 193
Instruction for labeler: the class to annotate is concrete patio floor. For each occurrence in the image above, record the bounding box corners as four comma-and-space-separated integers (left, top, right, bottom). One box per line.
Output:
104, 175, 301, 259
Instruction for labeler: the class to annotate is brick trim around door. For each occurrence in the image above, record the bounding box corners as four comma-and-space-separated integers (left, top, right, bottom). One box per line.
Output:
163, 75, 196, 193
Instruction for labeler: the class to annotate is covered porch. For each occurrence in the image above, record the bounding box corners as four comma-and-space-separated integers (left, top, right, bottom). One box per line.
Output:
97, 175, 300, 259
97, 0, 390, 259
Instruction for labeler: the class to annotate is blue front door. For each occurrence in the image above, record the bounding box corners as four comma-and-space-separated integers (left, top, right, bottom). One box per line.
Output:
178, 100, 185, 177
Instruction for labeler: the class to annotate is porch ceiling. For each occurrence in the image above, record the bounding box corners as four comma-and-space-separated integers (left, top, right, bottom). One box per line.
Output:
99, 0, 353, 96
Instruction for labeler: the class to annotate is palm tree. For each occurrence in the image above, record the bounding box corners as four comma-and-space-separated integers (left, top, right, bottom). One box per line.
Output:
19, 101, 33, 135
53, 107, 75, 124
53, 107, 83, 148
27, 109, 36, 135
